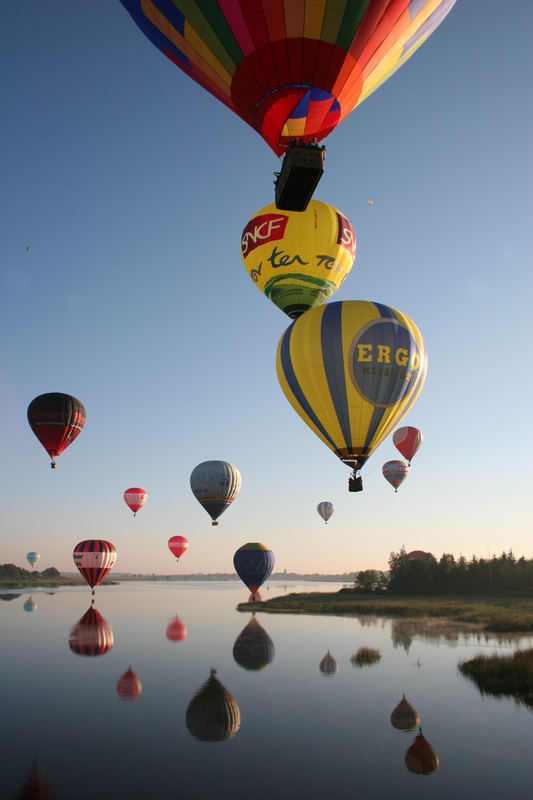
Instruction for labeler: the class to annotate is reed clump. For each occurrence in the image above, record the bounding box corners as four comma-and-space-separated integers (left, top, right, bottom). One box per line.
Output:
350, 647, 381, 668
458, 648, 533, 709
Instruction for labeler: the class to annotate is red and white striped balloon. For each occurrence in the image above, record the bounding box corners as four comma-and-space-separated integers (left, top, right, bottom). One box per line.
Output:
168, 536, 189, 561
124, 487, 147, 516
392, 427, 423, 464
73, 540, 117, 594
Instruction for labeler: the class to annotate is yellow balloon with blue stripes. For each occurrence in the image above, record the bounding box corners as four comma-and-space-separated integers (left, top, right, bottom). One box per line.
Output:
241, 200, 356, 319
276, 301, 427, 484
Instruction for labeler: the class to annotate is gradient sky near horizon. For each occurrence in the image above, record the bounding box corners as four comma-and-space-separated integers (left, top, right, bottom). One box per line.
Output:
1, 2, 531, 576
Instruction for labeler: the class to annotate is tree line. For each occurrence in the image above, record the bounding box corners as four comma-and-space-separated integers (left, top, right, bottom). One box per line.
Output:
356, 548, 533, 597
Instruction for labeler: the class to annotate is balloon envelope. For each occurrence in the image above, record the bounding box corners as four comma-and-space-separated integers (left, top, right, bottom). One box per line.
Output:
233, 543, 275, 594
166, 615, 187, 642
23, 596, 37, 612
186, 669, 240, 742
317, 501, 335, 523
168, 536, 189, 561
118, 1, 456, 155
73, 540, 117, 592
26, 552, 40, 568
382, 460, 409, 491
190, 460, 241, 525
393, 426, 423, 463
117, 666, 142, 701
27, 392, 85, 467
276, 301, 427, 471
405, 729, 439, 774
124, 487, 147, 516
69, 606, 113, 657
391, 695, 420, 731
319, 651, 338, 675
241, 200, 355, 319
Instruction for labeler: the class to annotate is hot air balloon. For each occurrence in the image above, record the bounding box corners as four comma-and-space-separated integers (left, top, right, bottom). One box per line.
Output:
168, 536, 189, 561
393, 426, 423, 464
241, 200, 355, 318
319, 651, 338, 675
407, 550, 427, 560
69, 605, 114, 656
26, 552, 40, 569
233, 543, 274, 595
317, 501, 335, 524
117, 666, 142, 701
382, 460, 409, 492
123, 487, 147, 516
118, 1, 456, 157
14, 761, 57, 800
73, 540, 117, 596
23, 596, 37, 612
233, 617, 275, 672
166, 615, 187, 642
276, 300, 427, 491
405, 728, 439, 775
27, 392, 85, 468
391, 695, 420, 731
190, 460, 241, 526
186, 669, 241, 742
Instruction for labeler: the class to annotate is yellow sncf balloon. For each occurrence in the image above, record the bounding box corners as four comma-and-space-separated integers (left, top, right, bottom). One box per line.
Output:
276, 301, 427, 489
241, 200, 356, 319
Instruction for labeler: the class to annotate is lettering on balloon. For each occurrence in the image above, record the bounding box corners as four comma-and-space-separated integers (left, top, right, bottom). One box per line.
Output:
244, 560, 267, 575
267, 247, 309, 269
241, 214, 289, 257
336, 213, 356, 259
348, 320, 423, 407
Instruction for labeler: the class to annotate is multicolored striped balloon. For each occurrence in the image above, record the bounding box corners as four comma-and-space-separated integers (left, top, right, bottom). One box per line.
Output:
119, 1, 457, 155
73, 540, 117, 595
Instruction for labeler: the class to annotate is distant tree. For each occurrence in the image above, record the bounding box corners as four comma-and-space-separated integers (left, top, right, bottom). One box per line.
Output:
356, 570, 380, 592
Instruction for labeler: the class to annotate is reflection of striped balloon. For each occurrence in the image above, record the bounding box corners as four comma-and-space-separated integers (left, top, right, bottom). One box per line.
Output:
319, 651, 338, 675
69, 606, 113, 657
166, 616, 187, 642
73, 540, 116, 592
116, 666, 142, 700
317, 501, 335, 524
186, 669, 240, 742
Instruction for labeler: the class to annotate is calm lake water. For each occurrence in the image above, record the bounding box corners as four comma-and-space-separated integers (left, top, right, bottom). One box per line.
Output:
1, 581, 532, 799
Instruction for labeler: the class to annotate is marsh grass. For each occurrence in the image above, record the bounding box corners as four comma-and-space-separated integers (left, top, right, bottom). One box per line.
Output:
459, 648, 533, 709
350, 647, 381, 668
237, 592, 533, 633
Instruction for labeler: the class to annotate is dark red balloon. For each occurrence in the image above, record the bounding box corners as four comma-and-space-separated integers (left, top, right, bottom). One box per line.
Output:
166, 615, 187, 642
27, 392, 85, 468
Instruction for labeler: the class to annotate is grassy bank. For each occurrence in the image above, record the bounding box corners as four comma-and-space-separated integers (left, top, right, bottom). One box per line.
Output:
0, 577, 118, 590
238, 591, 533, 633
459, 648, 533, 708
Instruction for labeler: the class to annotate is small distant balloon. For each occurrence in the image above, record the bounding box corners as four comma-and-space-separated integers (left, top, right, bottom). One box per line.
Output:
124, 487, 147, 516
116, 666, 142, 701
319, 651, 338, 675
23, 596, 37, 612
25, 246, 30, 252
368, 200, 373, 206
190, 460, 241, 525
166, 615, 187, 642
317, 501, 334, 524
26, 552, 40, 568
168, 536, 189, 561
393, 426, 423, 465
233, 543, 274, 595
382, 461, 409, 492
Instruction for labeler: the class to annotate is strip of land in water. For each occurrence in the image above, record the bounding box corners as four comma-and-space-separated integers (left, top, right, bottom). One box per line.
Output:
237, 590, 533, 633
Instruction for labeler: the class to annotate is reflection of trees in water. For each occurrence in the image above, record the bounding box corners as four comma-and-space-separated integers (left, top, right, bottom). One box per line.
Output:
389, 617, 528, 653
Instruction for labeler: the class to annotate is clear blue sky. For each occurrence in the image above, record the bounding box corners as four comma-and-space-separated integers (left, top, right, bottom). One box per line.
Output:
1, 2, 531, 575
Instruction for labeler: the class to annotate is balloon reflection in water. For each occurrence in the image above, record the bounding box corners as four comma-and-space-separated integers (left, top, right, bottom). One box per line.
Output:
405, 728, 439, 775
23, 596, 37, 612
166, 616, 187, 642
319, 651, 338, 675
186, 669, 241, 742
116, 666, 142, 701
390, 695, 420, 731
233, 617, 275, 672
69, 606, 113, 657
14, 761, 57, 800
